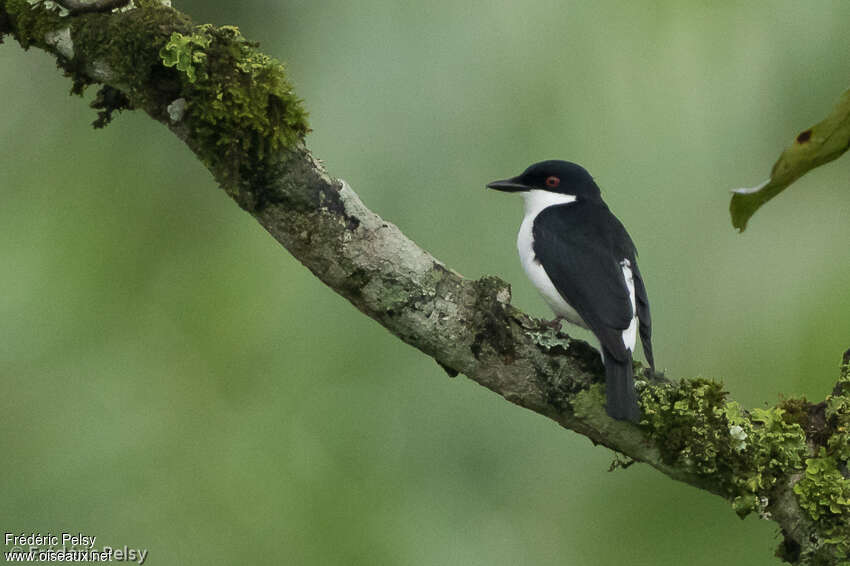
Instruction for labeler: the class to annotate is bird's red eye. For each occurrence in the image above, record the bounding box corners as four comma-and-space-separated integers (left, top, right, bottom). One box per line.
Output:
545, 176, 560, 187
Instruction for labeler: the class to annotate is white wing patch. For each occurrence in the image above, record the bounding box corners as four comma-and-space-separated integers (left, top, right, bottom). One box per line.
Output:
516, 191, 587, 327
620, 258, 637, 351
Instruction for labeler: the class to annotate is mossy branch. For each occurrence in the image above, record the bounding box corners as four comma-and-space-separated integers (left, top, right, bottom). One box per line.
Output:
53, 0, 131, 14
1, 1, 848, 563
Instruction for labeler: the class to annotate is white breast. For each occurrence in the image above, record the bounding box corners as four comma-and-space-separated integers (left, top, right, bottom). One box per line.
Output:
517, 190, 639, 350
517, 190, 587, 328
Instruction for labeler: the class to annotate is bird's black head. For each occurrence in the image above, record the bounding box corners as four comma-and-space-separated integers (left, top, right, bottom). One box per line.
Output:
486, 160, 601, 200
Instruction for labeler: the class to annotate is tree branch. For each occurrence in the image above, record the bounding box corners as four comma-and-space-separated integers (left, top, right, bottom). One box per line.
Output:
1, 2, 848, 563
53, 0, 131, 14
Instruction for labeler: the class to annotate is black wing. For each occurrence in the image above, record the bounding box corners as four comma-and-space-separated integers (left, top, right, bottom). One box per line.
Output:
532, 201, 636, 362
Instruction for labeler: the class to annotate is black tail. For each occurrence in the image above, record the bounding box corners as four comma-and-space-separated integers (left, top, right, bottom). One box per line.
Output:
603, 349, 639, 422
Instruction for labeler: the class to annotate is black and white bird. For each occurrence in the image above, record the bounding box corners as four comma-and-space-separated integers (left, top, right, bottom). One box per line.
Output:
487, 160, 653, 422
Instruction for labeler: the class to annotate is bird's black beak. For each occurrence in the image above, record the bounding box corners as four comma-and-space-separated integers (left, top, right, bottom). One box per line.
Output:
486, 177, 529, 193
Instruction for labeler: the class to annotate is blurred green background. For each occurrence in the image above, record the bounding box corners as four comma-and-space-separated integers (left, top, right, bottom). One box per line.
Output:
3, 1, 850, 564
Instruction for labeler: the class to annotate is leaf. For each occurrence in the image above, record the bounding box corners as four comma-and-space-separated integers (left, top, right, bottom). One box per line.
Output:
730, 88, 850, 232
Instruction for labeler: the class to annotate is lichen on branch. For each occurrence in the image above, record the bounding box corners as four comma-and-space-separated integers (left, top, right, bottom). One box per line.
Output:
791, 367, 850, 562
2, 0, 309, 201
158, 24, 309, 173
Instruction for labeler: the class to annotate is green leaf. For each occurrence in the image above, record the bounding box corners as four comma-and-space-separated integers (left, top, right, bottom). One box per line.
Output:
730, 88, 850, 232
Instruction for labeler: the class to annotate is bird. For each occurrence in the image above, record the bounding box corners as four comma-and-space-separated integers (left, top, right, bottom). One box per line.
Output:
487, 160, 653, 422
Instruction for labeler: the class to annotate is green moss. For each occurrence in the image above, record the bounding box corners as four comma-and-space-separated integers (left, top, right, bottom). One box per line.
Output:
637, 372, 849, 557
789, 366, 850, 560
747, 406, 808, 486
794, 453, 850, 521
90, 84, 130, 128
156, 23, 309, 179
631, 363, 850, 558
640, 379, 733, 476
572, 384, 607, 421
3, 0, 66, 49
4, 2, 309, 194
793, 452, 850, 560
778, 395, 811, 429
71, 6, 193, 102
826, 393, 850, 464
159, 27, 209, 82
639, 379, 809, 517
827, 368, 850, 465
